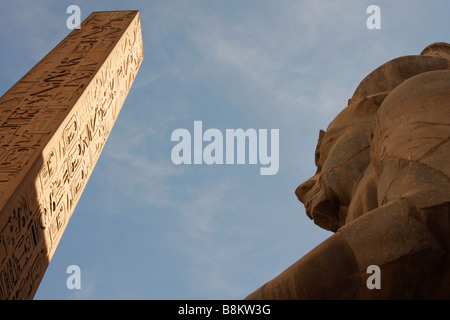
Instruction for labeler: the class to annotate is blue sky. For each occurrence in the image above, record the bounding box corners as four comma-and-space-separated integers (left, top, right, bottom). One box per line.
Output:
0, 0, 449, 299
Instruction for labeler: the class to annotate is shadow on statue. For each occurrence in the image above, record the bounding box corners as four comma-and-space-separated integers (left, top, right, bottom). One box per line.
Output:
0, 153, 51, 299
246, 42, 450, 300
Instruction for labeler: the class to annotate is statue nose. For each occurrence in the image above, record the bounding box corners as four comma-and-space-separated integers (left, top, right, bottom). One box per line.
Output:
295, 176, 317, 204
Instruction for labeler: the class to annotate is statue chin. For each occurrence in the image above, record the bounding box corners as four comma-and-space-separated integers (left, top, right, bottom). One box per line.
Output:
303, 188, 341, 232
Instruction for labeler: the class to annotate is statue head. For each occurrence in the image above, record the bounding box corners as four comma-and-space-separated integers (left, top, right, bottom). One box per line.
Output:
295, 42, 450, 233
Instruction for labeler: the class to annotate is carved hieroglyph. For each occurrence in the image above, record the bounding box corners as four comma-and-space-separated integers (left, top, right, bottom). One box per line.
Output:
0, 10, 143, 299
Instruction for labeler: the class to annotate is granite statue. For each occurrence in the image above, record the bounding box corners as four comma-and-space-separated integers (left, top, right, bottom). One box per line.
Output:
246, 42, 450, 299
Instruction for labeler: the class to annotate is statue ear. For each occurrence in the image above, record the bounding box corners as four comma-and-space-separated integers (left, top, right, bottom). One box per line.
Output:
351, 96, 383, 119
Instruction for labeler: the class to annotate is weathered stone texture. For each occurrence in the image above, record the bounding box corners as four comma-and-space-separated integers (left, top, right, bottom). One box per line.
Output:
0, 11, 143, 299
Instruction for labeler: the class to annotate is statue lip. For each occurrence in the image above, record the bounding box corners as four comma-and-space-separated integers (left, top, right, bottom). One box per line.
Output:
301, 185, 318, 220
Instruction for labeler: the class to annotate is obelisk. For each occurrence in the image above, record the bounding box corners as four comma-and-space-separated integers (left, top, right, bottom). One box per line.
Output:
0, 10, 143, 299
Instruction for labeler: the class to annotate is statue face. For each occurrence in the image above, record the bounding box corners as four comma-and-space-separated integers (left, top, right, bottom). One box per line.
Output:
295, 100, 375, 232
295, 44, 450, 232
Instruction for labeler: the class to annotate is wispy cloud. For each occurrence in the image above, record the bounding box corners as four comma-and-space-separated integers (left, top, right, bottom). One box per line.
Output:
102, 128, 258, 297
136, 0, 373, 126
101, 123, 182, 209
0, 1, 66, 60
171, 177, 257, 298
95, 2, 373, 298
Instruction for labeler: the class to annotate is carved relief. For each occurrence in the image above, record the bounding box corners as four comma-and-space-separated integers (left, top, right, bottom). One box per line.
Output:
0, 11, 143, 299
